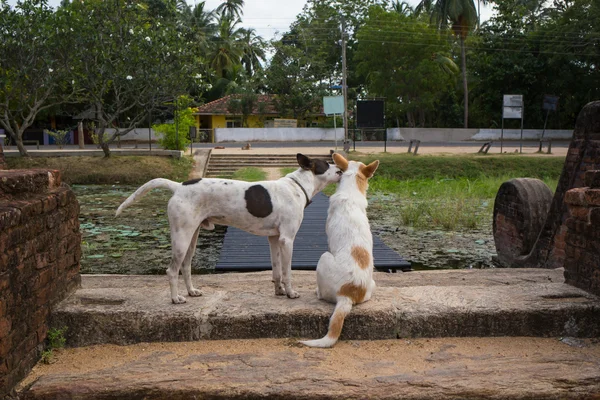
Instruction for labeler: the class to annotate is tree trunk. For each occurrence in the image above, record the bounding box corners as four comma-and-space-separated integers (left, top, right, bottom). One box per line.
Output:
15, 135, 29, 157
101, 142, 111, 158
460, 36, 469, 129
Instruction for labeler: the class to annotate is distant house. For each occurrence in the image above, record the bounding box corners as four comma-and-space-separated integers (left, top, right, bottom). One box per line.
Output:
193, 94, 326, 132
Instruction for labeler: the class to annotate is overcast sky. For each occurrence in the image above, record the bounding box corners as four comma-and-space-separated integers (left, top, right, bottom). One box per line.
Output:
8, 0, 495, 41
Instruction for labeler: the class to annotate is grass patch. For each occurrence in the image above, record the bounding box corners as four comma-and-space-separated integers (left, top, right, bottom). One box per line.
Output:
353, 154, 563, 231
6, 155, 193, 185
228, 167, 267, 182
352, 153, 564, 181
280, 167, 296, 176
41, 326, 67, 364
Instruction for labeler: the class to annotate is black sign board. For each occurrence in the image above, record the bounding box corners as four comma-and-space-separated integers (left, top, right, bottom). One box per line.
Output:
543, 95, 559, 112
357, 100, 385, 128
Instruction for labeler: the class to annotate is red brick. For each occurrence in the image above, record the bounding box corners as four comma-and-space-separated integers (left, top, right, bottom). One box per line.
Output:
568, 205, 590, 221
42, 194, 58, 213
564, 188, 588, 206
584, 189, 600, 206
0, 207, 21, 231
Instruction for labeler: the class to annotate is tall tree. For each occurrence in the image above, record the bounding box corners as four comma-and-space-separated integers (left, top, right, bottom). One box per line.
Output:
355, 6, 458, 127
209, 15, 245, 78
240, 28, 266, 77
0, 0, 77, 156
66, 0, 195, 157
215, 0, 244, 20
416, 0, 477, 127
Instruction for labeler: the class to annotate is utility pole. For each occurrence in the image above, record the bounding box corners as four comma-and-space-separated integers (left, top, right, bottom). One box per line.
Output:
341, 16, 348, 143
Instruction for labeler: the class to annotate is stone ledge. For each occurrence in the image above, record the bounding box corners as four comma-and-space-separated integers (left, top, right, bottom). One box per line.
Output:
3, 149, 183, 158
0, 170, 61, 197
19, 337, 600, 400
52, 269, 600, 347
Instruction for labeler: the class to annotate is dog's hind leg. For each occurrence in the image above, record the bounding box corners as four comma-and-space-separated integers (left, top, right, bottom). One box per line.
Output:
268, 235, 286, 296
167, 206, 201, 304
279, 236, 299, 299
181, 226, 203, 298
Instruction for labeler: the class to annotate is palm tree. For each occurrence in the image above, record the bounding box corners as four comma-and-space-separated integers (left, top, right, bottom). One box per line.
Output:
209, 15, 244, 78
391, 0, 414, 16
190, 2, 215, 51
416, 0, 477, 128
240, 28, 266, 76
216, 0, 244, 20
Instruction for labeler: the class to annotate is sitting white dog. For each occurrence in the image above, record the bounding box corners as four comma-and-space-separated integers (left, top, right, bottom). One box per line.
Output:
300, 153, 379, 348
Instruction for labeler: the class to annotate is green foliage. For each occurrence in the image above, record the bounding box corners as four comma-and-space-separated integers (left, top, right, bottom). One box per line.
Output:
44, 129, 71, 148
356, 7, 458, 127
0, 0, 77, 155
41, 326, 68, 364
153, 97, 195, 151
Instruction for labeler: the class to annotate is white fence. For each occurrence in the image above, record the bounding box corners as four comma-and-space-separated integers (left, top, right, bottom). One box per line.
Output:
215, 127, 344, 142
215, 127, 573, 143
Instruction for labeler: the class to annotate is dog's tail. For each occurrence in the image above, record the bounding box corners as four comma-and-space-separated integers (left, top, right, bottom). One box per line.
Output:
300, 296, 353, 348
115, 178, 179, 217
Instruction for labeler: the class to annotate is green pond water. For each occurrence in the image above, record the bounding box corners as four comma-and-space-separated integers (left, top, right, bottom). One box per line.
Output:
75, 185, 225, 275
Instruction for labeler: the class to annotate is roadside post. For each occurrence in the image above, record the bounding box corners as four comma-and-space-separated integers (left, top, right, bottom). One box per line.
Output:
501, 95, 524, 153
323, 96, 344, 151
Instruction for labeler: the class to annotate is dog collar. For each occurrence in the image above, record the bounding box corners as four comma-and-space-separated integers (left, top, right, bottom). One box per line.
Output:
288, 176, 312, 208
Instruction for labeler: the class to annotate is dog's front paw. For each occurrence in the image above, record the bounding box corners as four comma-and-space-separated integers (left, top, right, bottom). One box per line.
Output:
172, 295, 187, 304
274, 283, 286, 296
286, 290, 300, 299
188, 288, 203, 297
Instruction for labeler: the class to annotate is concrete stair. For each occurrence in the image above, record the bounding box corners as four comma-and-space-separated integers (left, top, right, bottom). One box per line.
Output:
205, 153, 332, 178
17, 269, 600, 399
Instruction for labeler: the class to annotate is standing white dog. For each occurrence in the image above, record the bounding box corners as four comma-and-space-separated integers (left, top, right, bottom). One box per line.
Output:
116, 154, 341, 304
300, 153, 379, 348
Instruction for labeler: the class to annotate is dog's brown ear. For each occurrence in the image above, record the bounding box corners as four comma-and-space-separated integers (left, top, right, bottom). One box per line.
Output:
297, 153, 312, 170
332, 153, 348, 171
361, 160, 379, 179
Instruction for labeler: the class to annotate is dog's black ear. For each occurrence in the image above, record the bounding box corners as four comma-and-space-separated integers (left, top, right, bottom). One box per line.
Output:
297, 153, 312, 170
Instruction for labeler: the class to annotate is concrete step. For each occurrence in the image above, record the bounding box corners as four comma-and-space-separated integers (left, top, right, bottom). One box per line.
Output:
204, 153, 331, 178
50, 269, 599, 346
19, 336, 600, 399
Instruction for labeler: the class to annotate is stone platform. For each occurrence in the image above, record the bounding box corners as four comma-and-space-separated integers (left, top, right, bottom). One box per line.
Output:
52, 269, 600, 347
19, 337, 600, 400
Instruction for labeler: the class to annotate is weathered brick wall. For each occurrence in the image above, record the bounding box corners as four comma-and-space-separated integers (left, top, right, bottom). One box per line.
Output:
493, 100, 600, 269
0, 169, 81, 398
564, 170, 600, 296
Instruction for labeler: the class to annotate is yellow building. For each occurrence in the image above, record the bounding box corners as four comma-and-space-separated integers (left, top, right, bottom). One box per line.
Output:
193, 94, 326, 132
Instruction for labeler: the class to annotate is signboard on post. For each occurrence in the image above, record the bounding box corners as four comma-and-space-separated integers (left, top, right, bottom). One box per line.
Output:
503, 95, 523, 119
357, 100, 385, 128
501, 94, 525, 153
323, 96, 344, 116
323, 96, 344, 150
543, 95, 559, 112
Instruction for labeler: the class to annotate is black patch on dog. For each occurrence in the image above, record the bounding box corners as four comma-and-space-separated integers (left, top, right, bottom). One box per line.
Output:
312, 159, 330, 175
182, 178, 202, 185
245, 185, 273, 218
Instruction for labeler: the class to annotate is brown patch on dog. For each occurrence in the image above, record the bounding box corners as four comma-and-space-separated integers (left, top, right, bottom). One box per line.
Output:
332, 153, 348, 171
338, 282, 367, 304
351, 246, 371, 270
355, 173, 368, 194
327, 309, 345, 339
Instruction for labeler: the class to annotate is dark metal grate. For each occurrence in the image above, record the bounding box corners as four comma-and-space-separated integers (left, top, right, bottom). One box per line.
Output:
216, 192, 411, 272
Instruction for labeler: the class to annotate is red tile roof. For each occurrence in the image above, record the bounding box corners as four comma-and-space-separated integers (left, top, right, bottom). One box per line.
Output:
194, 94, 280, 115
